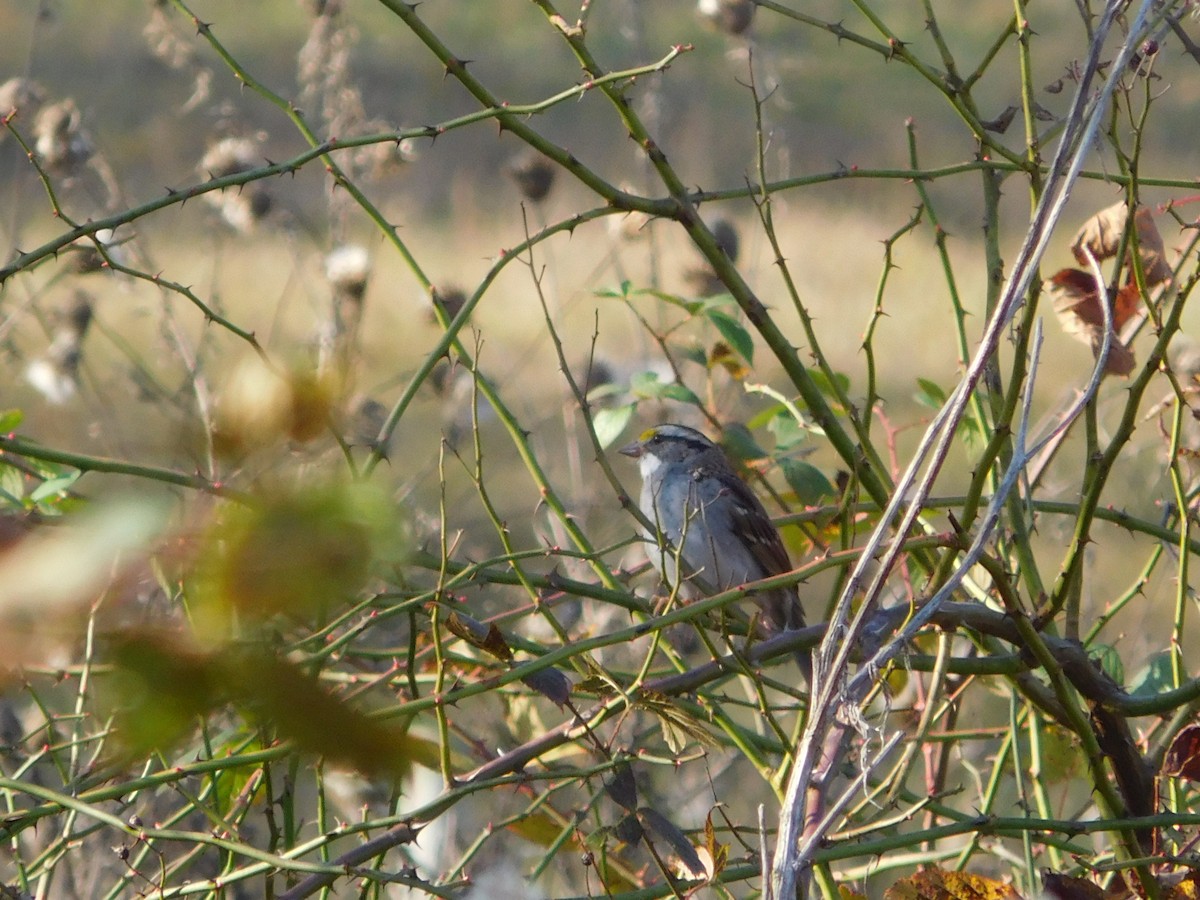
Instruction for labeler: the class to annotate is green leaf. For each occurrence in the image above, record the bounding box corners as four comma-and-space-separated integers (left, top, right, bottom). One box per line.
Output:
720, 423, 765, 464
585, 381, 625, 403
636, 289, 697, 313
1129, 651, 1173, 696
914, 377, 947, 410
674, 342, 708, 367
779, 459, 835, 506
629, 371, 660, 398
657, 382, 701, 406
705, 309, 753, 364
692, 293, 737, 314
592, 404, 635, 449
807, 368, 850, 403
30, 471, 82, 504
627, 373, 700, 407
0, 464, 24, 507
768, 412, 808, 451
594, 279, 633, 299
746, 403, 786, 431
1090, 643, 1124, 686
0, 409, 23, 432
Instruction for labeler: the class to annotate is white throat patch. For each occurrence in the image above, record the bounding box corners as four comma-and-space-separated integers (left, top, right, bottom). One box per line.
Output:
638, 454, 663, 480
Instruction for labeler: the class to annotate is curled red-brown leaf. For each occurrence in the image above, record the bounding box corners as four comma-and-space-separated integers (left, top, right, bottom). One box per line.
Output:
1070, 201, 1172, 286
1162, 723, 1200, 781
1045, 268, 1137, 377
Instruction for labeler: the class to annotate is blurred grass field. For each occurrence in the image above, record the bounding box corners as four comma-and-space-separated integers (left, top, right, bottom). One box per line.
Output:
2, 4, 1200, 894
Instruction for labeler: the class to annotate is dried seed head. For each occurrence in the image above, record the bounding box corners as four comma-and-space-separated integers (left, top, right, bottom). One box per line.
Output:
25, 358, 76, 405
710, 217, 740, 263
33, 99, 92, 173
507, 151, 556, 202
429, 286, 467, 322
301, 0, 344, 15
611, 211, 652, 241
61, 290, 95, 339
198, 137, 272, 232
200, 136, 258, 179
26, 291, 95, 404
320, 246, 371, 380
683, 218, 740, 296
66, 228, 121, 274
697, 0, 755, 36
349, 397, 389, 452
0, 78, 45, 140
579, 357, 618, 408
215, 358, 334, 455
324, 244, 372, 300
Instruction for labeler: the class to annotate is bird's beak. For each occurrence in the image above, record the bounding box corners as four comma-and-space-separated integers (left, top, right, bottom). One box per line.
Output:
618, 439, 643, 459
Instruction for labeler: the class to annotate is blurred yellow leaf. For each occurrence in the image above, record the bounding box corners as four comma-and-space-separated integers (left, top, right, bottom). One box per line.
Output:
107, 631, 413, 776
230, 648, 412, 777
0, 495, 168, 616
885, 869, 1020, 900
0, 497, 169, 671
197, 481, 404, 629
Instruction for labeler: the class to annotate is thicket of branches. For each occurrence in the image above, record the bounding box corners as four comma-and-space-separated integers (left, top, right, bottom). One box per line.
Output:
2, 1, 1200, 898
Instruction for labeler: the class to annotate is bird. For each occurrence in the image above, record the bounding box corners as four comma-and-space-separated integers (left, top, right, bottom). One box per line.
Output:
619, 423, 810, 679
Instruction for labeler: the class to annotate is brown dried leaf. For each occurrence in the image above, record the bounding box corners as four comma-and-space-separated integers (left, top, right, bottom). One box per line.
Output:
709, 340, 749, 380
613, 812, 644, 845
604, 761, 638, 812
703, 809, 729, 879
637, 807, 706, 878
520, 667, 572, 707
640, 692, 718, 752
1162, 723, 1200, 780
446, 611, 513, 662
981, 105, 1019, 134
1070, 201, 1172, 286
1041, 872, 1107, 900
1046, 269, 1136, 377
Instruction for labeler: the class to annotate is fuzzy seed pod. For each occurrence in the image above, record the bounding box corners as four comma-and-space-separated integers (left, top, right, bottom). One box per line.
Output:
33, 99, 93, 173
198, 137, 272, 232
25, 291, 95, 404
507, 152, 556, 202
0, 78, 45, 142
697, 0, 755, 35
325, 245, 371, 302
428, 286, 467, 323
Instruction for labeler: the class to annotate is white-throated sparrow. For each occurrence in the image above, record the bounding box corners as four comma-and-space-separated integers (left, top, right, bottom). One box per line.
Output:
620, 423, 810, 675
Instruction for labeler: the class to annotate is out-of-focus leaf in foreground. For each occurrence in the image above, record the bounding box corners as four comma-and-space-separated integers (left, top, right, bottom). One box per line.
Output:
108, 632, 413, 776
195, 480, 406, 629
0, 496, 170, 672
